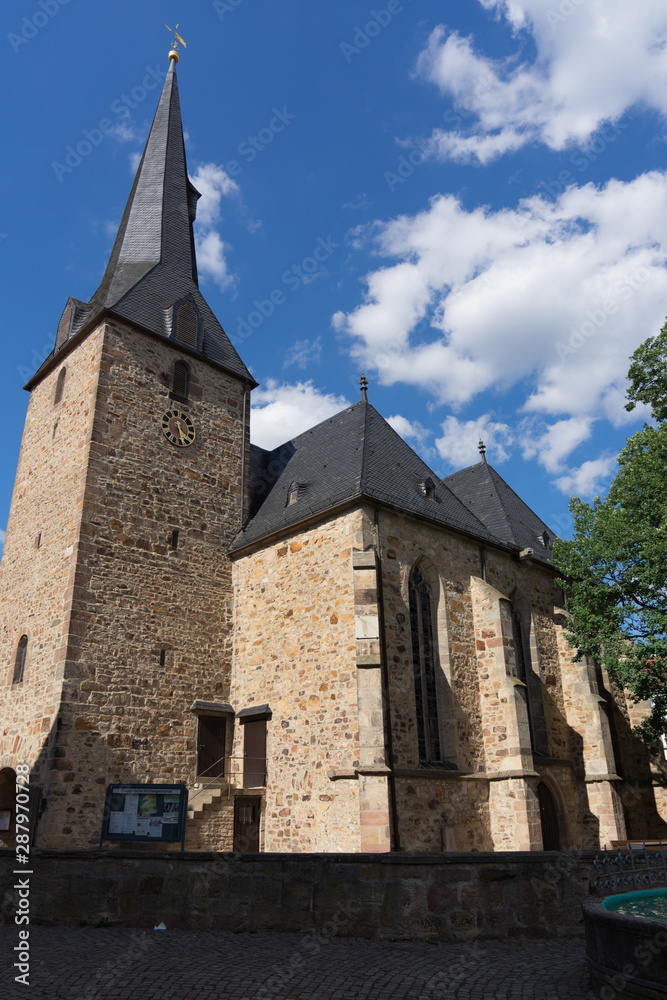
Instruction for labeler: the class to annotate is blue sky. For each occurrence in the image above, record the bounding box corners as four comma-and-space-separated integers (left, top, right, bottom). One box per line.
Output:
3, 0, 667, 545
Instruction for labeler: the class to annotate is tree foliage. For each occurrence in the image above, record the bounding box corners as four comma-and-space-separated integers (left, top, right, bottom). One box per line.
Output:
553, 326, 667, 750
625, 318, 667, 423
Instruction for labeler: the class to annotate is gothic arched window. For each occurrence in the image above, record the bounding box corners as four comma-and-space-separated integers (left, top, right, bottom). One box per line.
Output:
510, 600, 549, 756
409, 566, 441, 763
13, 636, 27, 684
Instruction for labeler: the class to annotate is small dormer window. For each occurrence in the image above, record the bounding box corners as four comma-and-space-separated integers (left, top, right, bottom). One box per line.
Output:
539, 530, 551, 550
287, 481, 302, 506
419, 477, 436, 500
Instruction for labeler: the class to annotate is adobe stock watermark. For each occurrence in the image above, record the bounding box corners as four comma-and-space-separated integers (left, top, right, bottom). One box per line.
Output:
213, 0, 245, 21
536, 122, 629, 203
384, 138, 429, 191
8, 0, 72, 55
222, 107, 296, 181
547, 0, 588, 30
231, 235, 340, 349
51, 64, 164, 182
18, 337, 54, 383
555, 265, 652, 361
340, 1, 414, 63
13, 764, 32, 987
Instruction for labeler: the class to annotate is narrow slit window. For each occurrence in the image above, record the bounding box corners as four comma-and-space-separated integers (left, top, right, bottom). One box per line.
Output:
171, 529, 179, 550
159, 649, 166, 667
54, 367, 66, 406
13, 636, 28, 684
173, 361, 189, 399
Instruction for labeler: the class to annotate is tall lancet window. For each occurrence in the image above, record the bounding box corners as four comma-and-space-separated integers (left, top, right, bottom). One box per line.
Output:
409, 566, 441, 763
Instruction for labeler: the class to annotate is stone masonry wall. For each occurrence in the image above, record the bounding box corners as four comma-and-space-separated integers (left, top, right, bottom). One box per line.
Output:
0, 847, 598, 942
2, 318, 249, 849
230, 511, 362, 852
0, 328, 105, 802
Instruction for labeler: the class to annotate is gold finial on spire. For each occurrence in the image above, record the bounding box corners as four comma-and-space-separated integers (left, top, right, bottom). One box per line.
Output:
359, 373, 369, 402
478, 439, 487, 463
165, 24, 187, 63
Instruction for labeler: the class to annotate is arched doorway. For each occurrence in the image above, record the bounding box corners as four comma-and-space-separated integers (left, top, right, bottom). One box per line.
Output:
538, 781, 561, 850
0, 767, 16, 848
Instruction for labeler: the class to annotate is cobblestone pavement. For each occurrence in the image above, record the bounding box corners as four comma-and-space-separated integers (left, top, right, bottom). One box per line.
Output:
1, 925, 596, 999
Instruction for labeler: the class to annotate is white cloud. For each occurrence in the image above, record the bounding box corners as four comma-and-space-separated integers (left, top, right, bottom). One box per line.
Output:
387, 414, 430, 444
417, 4, 667, 164
189, 163, 240, 229
189, 163, 241, 290
520, 416, 592, 473
110, 120, 142, 144
0, 528, 5, 547
282, 337, 322, 370
436, 413, 513, 469
337, 174, 667, 470
250, 380, 351, 451
195, 231, 235, 292
553, 455, 616, 498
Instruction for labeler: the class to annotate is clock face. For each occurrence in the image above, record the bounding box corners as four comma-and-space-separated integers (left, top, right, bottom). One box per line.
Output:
162, 408, 196, 447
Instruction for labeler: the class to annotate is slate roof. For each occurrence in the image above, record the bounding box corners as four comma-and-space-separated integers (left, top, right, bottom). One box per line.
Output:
28, 61, 253, 388
443, 460, 555, 566
231, 401, 500, 554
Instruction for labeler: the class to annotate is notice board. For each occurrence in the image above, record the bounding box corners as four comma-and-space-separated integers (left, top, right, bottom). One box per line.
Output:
99, 783, 188, 850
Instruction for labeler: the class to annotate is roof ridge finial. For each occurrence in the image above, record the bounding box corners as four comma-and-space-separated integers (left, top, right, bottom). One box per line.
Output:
478, 439, 487, 463
359, 373, 369, 402
165, 23, 187, 63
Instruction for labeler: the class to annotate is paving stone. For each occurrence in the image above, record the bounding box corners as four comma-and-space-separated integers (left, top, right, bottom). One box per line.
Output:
0, 926, 596, 999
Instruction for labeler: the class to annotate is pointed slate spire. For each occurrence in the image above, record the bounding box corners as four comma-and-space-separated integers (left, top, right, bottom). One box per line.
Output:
48, 60, 254, 386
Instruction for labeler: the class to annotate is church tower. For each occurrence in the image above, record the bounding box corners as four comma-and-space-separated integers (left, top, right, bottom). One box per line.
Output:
0, 54, 254, 848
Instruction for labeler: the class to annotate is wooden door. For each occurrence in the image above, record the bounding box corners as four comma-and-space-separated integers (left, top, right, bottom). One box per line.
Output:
234, 796, 261, 852
243, 720, 267, 788
538, 782, 561, 851
196, 716, 226, 778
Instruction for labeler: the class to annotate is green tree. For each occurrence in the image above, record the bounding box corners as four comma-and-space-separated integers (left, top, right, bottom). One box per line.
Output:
625, 318, 667, 422
553, 326, 667, 750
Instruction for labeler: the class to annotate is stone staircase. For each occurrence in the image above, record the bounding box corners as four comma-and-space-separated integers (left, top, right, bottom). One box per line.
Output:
186, 784, 224, 822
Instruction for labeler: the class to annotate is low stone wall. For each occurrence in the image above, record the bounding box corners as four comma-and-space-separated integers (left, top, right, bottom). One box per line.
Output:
0, 849, 597, 941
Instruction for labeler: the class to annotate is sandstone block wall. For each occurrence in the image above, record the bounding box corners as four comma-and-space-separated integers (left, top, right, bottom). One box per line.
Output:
0, 328, 105, 798
1, 319, 249, 849
230, 511, 363, 852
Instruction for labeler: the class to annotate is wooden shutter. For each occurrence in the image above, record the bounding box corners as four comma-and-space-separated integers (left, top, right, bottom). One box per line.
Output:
173, 361, 189, 399
196, 716, 226, 778
243, 720, 267, 788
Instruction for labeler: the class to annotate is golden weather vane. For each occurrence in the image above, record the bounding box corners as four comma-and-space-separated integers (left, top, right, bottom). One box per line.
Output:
165, 24, 187, 63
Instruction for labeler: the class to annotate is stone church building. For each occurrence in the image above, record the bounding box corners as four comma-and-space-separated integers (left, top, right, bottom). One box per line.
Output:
1, 58, 666, 855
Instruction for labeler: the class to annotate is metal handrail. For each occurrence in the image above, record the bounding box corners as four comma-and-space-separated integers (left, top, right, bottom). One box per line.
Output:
188, 754, 267, 809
